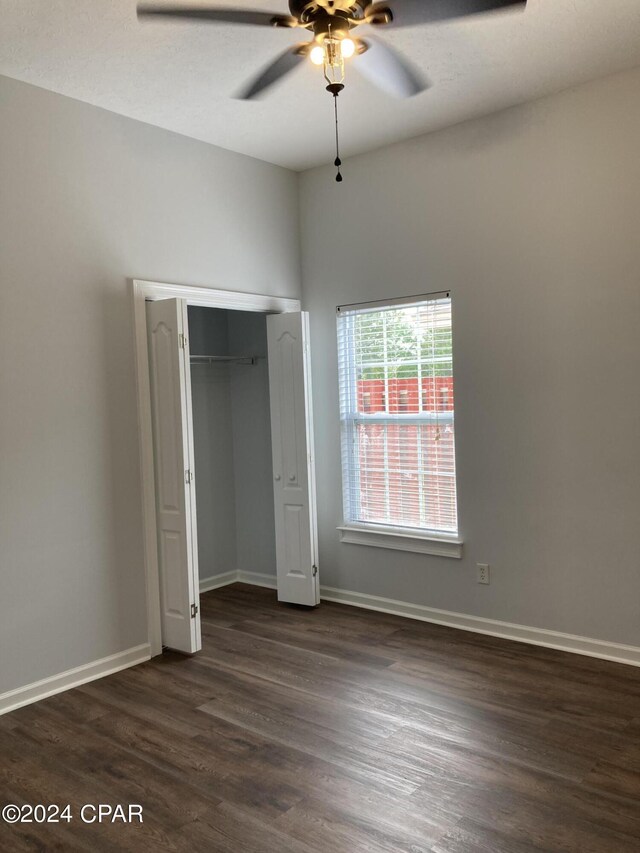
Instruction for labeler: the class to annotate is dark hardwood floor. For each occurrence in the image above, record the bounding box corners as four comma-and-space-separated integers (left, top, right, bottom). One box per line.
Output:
2, 583, 640, 852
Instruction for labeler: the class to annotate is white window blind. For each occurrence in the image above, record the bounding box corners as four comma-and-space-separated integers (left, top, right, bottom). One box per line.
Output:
337, 292, 458, 536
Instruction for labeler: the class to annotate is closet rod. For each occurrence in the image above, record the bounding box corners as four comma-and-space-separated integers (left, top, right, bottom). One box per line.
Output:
190, 355, 259, 365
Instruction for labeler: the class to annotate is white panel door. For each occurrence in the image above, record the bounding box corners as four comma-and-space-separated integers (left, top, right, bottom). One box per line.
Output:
267, 312, 320, 606
146, 298, 201, 653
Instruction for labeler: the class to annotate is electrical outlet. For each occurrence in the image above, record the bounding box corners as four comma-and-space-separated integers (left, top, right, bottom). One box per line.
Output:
477, 563, 490, 585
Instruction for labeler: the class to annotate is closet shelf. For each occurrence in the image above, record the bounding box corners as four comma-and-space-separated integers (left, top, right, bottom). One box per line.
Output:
190, 355, 260, 365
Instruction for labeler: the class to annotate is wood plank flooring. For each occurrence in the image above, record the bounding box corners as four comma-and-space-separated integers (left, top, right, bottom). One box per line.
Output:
1, 583, 640, 852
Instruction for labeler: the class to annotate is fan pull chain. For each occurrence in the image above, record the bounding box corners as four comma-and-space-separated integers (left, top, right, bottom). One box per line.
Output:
326, 80, 344, 182
333, 91, 342, 182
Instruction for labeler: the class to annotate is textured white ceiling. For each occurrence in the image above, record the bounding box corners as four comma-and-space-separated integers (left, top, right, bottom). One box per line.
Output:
1, 1, 640, 170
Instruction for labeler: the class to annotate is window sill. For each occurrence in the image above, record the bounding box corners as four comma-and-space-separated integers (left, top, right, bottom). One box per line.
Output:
337, 525, 463, 559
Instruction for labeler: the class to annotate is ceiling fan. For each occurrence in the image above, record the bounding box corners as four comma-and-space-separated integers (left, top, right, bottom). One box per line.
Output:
138, 1, 527, 179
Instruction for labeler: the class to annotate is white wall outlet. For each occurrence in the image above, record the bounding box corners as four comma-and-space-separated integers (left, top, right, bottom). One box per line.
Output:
477, 563, 490, 585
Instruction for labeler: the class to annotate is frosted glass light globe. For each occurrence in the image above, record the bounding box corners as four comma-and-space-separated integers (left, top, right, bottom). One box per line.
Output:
341, 38, 355, 59
310, 45, 325, 66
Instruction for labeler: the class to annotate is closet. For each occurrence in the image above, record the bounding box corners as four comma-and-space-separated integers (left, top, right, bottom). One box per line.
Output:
188, 306, 276, 590
145, 295, 319, 655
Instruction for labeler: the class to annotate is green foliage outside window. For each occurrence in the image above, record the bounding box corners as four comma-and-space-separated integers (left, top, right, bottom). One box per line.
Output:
355, 308, 452, 379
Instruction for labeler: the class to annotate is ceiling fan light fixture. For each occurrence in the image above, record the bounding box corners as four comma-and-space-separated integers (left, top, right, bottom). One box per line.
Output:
137, 0, 529, 180
309, 34, 354, 71
325, 40, 345, 85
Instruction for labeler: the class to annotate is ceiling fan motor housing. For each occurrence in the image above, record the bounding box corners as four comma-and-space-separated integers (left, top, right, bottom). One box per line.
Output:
289, 1, 368, 20
288, 1, 392, 37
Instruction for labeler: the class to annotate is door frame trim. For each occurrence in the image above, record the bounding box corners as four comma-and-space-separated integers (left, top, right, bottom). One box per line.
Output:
131, 279, 301, 656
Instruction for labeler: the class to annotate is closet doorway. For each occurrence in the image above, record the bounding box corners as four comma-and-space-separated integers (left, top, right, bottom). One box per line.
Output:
132, 280, 319, 657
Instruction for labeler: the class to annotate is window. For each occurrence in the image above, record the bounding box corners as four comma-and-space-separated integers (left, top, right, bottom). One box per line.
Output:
337, 292, 459, 551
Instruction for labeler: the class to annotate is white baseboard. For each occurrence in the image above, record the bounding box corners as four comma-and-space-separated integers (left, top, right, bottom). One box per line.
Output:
200, 570, 277, 592
203, 573, 640, 668
0, 644, 151, 716
237, 570, 277, 589
319, 586, 640, 668
200, 571, 238, 593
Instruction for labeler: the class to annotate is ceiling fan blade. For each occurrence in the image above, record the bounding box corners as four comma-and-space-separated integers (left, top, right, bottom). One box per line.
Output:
137, 5, 297, 28
354, 38, 428, 98
366, 0, 526, 28
236, 45, 308, 99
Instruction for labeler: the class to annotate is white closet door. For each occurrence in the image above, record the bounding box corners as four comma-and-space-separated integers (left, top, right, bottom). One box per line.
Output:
146, 298, 201, 653
267, 312, 320, 606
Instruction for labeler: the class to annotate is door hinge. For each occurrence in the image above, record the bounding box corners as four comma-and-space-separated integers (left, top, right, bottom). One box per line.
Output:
191, 602, 198, 618
179, 333, 187, 349
185, 469, 193, 484
312, 565, 318, 577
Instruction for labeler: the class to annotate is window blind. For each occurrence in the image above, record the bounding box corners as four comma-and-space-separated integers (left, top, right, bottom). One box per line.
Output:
337, 292, 458, 535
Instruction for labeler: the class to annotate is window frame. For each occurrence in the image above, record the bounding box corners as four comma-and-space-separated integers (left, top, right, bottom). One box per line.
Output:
336, 291, 462, 558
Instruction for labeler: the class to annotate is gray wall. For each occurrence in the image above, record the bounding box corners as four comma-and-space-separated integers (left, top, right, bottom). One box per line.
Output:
189, 307, 237, 583
190, 363, 237, 583
0, 75, 300, 696
228, 311, 276, 579
188, 307, 276, 584
188, 307, 229, 357
299, 66, 640, 647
